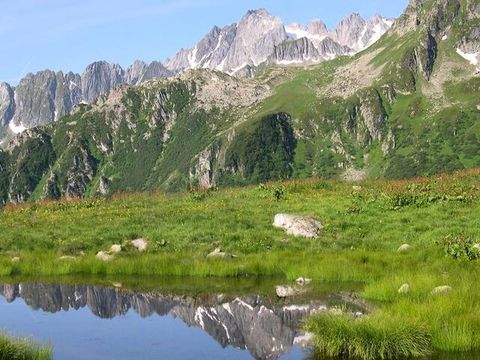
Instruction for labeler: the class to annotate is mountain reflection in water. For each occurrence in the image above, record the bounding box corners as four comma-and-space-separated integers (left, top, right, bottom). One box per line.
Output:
0, 282, 363, 360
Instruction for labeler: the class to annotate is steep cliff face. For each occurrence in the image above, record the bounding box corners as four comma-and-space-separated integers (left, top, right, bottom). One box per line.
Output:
81, 61, 125, 103
270, 38, 321, 64
0, 83, 15, 140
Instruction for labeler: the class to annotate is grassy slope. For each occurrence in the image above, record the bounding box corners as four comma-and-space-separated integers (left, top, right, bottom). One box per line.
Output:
0, 334, 51, 360
1, 170, 480, 358
248, 2, 480, 180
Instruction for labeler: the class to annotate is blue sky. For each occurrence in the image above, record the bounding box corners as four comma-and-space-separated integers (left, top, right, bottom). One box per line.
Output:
0, 0, 408, 85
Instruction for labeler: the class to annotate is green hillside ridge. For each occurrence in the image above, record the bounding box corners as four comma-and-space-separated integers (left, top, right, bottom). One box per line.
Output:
0, 0, 478, 205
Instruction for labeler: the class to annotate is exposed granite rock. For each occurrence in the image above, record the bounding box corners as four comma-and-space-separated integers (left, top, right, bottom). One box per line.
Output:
131, 238, 148, 252
0, 82, 15, 127
125, 60, 148, 85
96, 251, 114, 262
271, 37, 320, 64
81, 61, 125, 103
398, 244, 412, 252
273, 214, 323, 239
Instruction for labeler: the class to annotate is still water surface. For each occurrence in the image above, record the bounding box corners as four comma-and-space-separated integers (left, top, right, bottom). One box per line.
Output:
0, 277, 364, 360
0, 278, 478, 360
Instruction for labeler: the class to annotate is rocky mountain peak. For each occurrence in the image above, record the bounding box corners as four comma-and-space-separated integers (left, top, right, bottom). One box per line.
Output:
221, 8, 287, 71
333, 13, 367, 50
243, 8, 272, 19
237, 8, 284, 34
81, 61, 125, 103
308, 20, 329, 35
141, 61, 173, 83
126, 60, 148, 85
1, 7, 395, 144
165, 8, 393, 76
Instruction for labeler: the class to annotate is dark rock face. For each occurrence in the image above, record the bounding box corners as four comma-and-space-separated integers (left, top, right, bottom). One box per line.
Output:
271, 38, 320, 64
0, 282, 365, 360
417, 32, 438, 80
64, 144, 98, 199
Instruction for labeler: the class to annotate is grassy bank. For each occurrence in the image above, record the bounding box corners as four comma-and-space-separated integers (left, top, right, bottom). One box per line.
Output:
0, 334, 51, 360
1, 170, 480, 359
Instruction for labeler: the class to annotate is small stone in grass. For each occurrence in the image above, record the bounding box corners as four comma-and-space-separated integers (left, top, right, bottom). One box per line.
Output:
110, 244, 122, 254
96, 251, 114, 262
398, 283, 410, 294
397, 244, 412, 252
431, 286, 452, 295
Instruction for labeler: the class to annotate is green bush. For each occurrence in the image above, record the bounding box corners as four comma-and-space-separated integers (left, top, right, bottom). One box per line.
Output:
437, 234, 480, 261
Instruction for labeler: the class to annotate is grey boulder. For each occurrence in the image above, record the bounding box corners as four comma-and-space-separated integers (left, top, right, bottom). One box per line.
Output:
273, 214, 323, 239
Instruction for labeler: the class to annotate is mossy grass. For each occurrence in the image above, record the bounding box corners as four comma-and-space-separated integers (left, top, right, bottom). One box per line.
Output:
0, 334, 51, 360
1, 170, 480, 358
305, 313, 431, 360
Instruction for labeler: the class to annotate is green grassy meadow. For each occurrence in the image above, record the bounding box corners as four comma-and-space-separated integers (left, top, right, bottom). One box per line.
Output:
0, 334, 51, 360
1, 170, 480, 359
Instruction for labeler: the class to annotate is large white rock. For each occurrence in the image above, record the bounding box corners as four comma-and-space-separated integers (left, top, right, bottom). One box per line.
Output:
276, 285, 298, 298
110, 244, 122, 254
273, 214, 323, 239
206, 248, 234, 259
131, 239, 148, 252
96, 251, 114, 262
397, 244, 412, 252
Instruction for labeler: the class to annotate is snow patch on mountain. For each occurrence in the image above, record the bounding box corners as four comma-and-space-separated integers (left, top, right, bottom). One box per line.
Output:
165, 9, 394, 76
456, 48, 479, 67
9, 121, 27, 134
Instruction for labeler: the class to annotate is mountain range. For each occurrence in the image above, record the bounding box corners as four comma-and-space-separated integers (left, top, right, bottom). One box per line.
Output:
0, 9, 392, 145
0, 0, 479, 204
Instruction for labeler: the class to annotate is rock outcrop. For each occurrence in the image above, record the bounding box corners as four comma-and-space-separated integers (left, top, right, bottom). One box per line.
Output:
273, 214, 323, 239
0, 83, 15, 127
